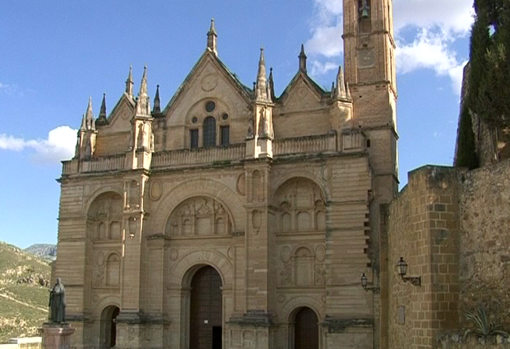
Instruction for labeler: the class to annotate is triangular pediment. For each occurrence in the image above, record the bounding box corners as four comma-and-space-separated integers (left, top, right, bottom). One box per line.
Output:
162, 50, 253, 121
99, 93, 135, 133
278, 72, 327, 111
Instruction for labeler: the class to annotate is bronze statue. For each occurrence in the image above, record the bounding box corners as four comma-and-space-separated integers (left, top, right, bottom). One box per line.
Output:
49, 277, 66, 323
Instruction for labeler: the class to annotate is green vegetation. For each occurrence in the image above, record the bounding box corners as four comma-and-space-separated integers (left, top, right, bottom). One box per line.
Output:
465, 306, 509, 339
455, 106, 479, 169
468, 0, 510, 128
0, 242, 51, 343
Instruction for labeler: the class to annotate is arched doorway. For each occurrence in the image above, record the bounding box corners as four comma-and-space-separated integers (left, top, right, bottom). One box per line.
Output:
100, 306, 120, 348
293, 307, 319, 349
190, 266, 223, 349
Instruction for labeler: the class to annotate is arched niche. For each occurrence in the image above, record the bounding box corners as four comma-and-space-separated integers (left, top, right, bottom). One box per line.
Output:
165, 196, 232, 237
273, 178, 326, 233
87, 192, 124, 241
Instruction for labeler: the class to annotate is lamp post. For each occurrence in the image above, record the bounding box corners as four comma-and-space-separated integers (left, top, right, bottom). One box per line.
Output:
360, 272, 380, 293
397, 257, 421, 286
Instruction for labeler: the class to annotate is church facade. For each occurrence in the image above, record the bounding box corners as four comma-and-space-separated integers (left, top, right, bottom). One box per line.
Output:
53, 0, 397, 348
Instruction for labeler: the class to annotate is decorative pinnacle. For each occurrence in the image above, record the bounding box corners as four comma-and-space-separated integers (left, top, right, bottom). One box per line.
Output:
268, 67, 276, 101
125, 65, 134, 96
153, 84, 161, 114
299, 44, 307, 72
96, 93, 108, 126
255, 47, 268, 101
207, 18, 218, 55
82, 97, 96, 131
136, 66, 150, 116
208, 18, 217, 36
99, 94, 106, 117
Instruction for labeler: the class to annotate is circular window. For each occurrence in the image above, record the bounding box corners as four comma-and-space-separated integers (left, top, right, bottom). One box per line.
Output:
205, 101, 216, 113
192, 117, 198, 124
222, 113, 229, 120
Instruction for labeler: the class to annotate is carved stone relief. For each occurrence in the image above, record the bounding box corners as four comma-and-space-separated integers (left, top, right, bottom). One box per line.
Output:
165, 196, 231, 236
127, 180, 140, 209
252, 210, 262, 234
149, 180, 163, 201
236, 173, 246, 195
93, 251, 121, 288
90, 194, 123, 241
277, 244, 326, 287
251, 170, 264, 202
169, 248, 179, 261
201, 74, 218, 92
274, 178, 326, 233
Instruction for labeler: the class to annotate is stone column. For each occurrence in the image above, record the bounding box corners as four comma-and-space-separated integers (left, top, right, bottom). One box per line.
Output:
39, 323, 75, 349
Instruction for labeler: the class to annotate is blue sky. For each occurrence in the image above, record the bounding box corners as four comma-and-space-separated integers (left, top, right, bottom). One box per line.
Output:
0, 1, 473, 248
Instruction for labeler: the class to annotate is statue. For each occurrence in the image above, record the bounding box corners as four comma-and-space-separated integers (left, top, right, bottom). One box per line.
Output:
49, 278, 66, 323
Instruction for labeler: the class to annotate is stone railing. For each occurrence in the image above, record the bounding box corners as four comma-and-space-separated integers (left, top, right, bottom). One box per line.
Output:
273, 134, 337, 156
62, 154, 126, 175
80, 154, 126, 173
151, 143, 246, 168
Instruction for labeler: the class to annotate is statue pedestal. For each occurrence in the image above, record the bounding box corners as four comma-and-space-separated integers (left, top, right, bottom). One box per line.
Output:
39, 323, 75, 349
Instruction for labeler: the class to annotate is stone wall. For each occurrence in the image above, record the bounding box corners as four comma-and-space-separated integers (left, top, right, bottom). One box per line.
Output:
388, 166, 462, 349
458, 160, 510, 327
387, 160, 510, 349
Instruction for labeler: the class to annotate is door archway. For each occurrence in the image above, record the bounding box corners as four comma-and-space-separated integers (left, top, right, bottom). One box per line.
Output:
189, 265, 223, 349
293, 307, 319, 349
100, 306, 119, 348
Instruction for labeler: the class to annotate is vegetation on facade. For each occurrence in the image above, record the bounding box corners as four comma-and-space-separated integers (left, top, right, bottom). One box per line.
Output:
465, 306, 509, 339
456, 106, 479, 169
467, 0, 509, 128
0, 242, 50, 343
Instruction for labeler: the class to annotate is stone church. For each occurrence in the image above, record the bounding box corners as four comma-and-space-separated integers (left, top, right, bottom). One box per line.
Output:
53, 0, 397, 348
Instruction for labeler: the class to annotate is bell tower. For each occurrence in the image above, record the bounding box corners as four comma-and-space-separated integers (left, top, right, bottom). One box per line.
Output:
343, 1, 397, 348
342, 0, 398, 199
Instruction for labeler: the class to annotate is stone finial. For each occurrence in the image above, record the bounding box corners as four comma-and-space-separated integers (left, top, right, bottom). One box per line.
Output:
152, 84, 161, 114
125, 65, 134, 97
96, 93, 108, 126
136, 66, 151, 116
268, 67, 276, 102
336, 65, 347, 99
85, 97, 96, 130
299, 44, 307, 73
255, 47, 268, 102
80, 114, 87, 131
207, 18, 218, 56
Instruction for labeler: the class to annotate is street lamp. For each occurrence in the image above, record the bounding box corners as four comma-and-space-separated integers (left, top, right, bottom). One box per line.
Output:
360, 272, 380, 293
397, 257, 421, 286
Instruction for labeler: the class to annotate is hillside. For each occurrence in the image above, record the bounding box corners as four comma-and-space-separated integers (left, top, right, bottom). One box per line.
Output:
24, 244, 57, 262
0, 242, 51, 343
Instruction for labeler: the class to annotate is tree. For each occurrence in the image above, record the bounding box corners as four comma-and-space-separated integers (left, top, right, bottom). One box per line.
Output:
455, 106, 479, 169
468, 0, 510, 128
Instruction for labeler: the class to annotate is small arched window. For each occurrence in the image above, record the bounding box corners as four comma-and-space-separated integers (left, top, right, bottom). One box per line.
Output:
203, 116, 216, 147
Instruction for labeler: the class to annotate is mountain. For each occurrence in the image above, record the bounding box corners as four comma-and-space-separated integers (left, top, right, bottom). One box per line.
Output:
24, 244, 57, 262
0, 242, 51, 343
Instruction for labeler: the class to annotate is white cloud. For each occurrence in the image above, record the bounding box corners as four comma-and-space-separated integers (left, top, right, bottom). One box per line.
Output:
0, 126, 77, 164
306, 0, 343, 58
396, 28, 468, 94
310, 60, 338, 76
394, 0, 474, 36
0, 82, 16, 95
304, 0, 474, 95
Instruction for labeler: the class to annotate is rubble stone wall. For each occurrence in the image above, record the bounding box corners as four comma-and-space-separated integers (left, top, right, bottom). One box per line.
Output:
388, 159, 510, 349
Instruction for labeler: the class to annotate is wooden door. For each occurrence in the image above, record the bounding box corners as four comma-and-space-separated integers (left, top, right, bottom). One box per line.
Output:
190, 266, 222, 349
295, 307, 318, 349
